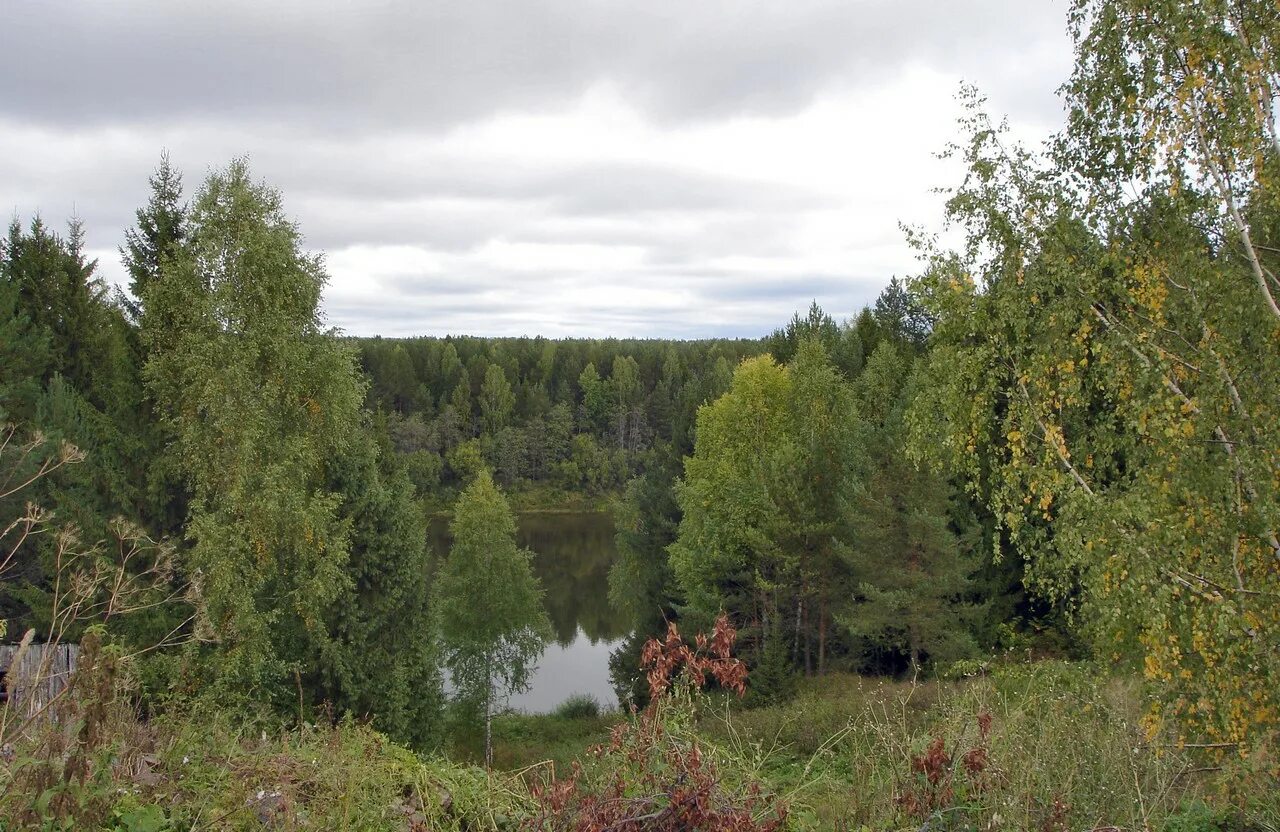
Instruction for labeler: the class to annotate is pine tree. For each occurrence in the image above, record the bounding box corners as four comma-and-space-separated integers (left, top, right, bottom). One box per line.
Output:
871, 276, 932, 349
844, 343, 975, 673
435, 470, 552, 766
766, 301, 839, 366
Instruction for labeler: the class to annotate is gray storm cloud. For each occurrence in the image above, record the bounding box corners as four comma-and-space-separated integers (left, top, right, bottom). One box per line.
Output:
1, 0, 1072, 337
5, 1, 1064, 128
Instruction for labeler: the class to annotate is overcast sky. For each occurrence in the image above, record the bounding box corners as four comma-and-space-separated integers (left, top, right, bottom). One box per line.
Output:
2, 1, 1072, 338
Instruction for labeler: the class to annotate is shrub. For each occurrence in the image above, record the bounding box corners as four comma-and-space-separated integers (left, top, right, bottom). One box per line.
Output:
554, 694, 601, 720
524, 616, 786, 831
1161, 801, 1246, 832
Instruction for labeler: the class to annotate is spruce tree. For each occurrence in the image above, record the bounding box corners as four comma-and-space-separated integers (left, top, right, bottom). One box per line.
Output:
121, 152, 185, 326
121, 156, 190, 538
319, 426, 443, 749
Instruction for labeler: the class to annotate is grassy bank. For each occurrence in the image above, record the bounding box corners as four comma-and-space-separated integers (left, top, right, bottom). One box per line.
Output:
8, 661, 1274, 830
695, 663, 1252, 829
479, 661, 1273, 830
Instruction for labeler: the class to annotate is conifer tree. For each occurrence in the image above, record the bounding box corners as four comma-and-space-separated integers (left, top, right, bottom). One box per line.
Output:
319, 426, 443, 749
121, 152, 185, 326
0, 218, 145, 638
121, 155, 190, 538
844, 343, 975, 673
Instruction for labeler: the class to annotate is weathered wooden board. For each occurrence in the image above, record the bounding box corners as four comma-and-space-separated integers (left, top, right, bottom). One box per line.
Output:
0, 642, 79, 719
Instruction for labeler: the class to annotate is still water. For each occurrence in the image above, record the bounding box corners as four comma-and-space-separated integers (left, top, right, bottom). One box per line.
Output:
428, 511, 629, 714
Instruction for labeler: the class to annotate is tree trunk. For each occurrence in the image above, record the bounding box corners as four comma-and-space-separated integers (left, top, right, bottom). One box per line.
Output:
792, 596, 802, 665
752, 588, 762, 660
818, 600, 827, 676
484, 670, 493, 768
803, 600, 812, 676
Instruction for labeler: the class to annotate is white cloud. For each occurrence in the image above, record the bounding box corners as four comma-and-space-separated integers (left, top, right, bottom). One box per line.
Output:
1, 1, 1073, 337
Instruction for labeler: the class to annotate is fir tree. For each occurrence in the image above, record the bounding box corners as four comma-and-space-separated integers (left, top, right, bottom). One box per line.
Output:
121, 152, 186, 326
319, 425, 443, 749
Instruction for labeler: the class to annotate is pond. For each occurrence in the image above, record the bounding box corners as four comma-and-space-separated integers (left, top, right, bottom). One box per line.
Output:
428, 510, 629, 714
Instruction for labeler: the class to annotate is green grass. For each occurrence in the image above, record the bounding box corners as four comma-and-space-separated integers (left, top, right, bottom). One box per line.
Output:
486, 708, 623, 773
8, 661, 1272, 830
2, 712, 529, 832
696, 662, 1256, 830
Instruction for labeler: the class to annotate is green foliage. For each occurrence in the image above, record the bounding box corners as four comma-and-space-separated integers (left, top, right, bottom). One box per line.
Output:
871, 275, 932, 348
0, 217, 155, 642
403, 448, 444, 493
109, 801, 168, 832
769, 301, 867, 378
909, 12, 1280, 756
744, 618, 798, 708
670, 341, 864, 676
715, 663, 1218, 831
478, 363, 515, 434
435, 470, 553, 763
318, 425, 443, 750
608, 455, 682, 631
446, 438, 485, 483
553, 693, 601, 720
610, 354, 643, 451
141, 159, 367, 703
356, 333, 762, 514
1161, 801, 1247, 832
576, 361, 611, 436
121, 152, 185, 327
843, 342, 977, 673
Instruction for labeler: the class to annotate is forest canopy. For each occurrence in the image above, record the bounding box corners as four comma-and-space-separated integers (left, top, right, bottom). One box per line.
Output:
1, 1, 1279, 826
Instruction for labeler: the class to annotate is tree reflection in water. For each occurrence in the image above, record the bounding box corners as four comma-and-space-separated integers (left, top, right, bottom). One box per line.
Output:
428, 510, 629, 711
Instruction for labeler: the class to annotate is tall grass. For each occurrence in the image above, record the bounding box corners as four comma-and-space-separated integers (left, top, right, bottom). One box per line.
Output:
703, 662, 1242, 830
7, 659, 1270, 830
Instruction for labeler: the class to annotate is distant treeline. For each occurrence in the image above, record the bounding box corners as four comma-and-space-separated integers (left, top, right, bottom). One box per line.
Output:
354, 335, 760, 496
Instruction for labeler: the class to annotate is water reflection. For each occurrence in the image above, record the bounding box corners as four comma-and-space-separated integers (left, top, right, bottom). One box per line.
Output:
428, 510, 629, 712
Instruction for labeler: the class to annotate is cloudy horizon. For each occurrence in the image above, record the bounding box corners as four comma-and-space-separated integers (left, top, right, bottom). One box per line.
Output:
3, 1, 1073, 339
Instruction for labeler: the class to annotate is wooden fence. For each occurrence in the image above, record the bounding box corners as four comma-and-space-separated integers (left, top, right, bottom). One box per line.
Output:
0, 642, 79, 719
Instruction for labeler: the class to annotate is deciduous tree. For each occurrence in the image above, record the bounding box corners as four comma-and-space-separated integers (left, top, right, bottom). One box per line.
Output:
435, 470, 551, 765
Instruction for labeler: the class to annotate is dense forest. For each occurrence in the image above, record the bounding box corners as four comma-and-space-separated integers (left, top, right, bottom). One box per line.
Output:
2, 0, 1279, 828
355, 333, 760, 499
